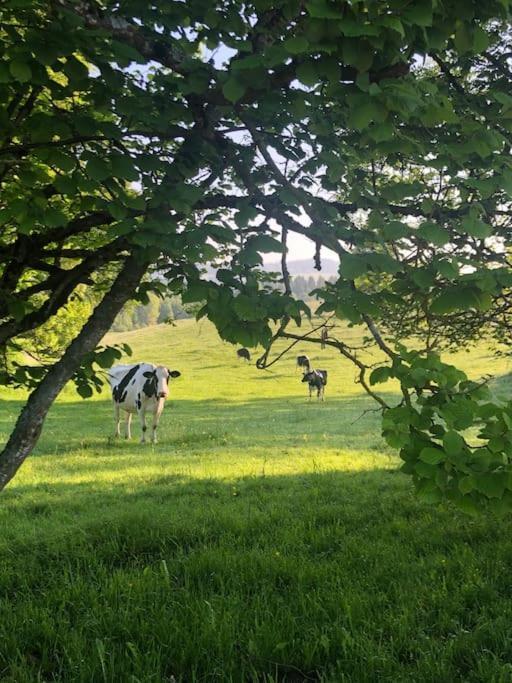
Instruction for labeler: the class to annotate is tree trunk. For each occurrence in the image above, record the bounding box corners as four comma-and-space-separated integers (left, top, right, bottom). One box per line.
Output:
0, 252, 149, 492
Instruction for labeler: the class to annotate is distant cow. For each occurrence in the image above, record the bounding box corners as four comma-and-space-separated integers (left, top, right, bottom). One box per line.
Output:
237, 348, 251, 362
302, 369, 328, 401
108, 363, 181, 443
296, 355, 310, 372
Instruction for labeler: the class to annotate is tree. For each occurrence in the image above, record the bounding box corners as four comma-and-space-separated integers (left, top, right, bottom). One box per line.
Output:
158, 299, 174, 325
1, 0, 511, 510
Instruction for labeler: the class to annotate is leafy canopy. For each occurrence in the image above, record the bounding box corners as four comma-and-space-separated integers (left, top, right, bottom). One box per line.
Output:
1, 0, 512, 508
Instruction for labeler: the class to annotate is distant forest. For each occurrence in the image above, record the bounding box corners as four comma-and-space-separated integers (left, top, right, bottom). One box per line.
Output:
111, 275, 332, 332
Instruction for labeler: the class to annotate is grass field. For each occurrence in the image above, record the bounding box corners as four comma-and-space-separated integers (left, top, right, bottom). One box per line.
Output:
1, 320, 512, 682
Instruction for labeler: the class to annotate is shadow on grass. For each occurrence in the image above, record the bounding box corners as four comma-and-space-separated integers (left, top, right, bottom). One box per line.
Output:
1, 447, 511, 682
3, 465, 402, 513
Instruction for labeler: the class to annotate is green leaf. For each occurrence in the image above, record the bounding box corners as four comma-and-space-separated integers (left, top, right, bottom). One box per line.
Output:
222, 77, 246, 103
370, 366, 391, 385
419, 447, 444, 465
306, 0, 343, 19
231, 55, 264, 71
382, 221, 410, 240
436, 259, 459, 280
475, 472, 507, 499
454, 23, 472, 54
46, 207, 67, 227
233, 295, 263, 321
246, 234, 282, 253
86, 157, 111, 182
403, 1, 433, 26
111, 154, 139, 182
54, 174, 77, 195
454, 496, 479, 515
124, 193, 146, 210
417, 221, 450, 246
343, 40, 373, 73
339, 20, 379, 37
458, 475, 476, 495
366, 252, 401, 274
461, 210, 492, 239
284, 37, 309, 54
416, 480, 442, 503
415, 461, 438, 479
76, 383, 94, 399
234, 204, 260, 227
110, 40, 144, 64
348, 101, 382, 129
335, 302, 361, 323
296, 62, 318, 87
472, 26, 490, 53
182, 281, 210, 304
340, 254, 367, 279
0, 62, 11, 82
431, 286, 488, 314
443, 430, 464, 456
49, 151, 76, 173
379, 16, 405, 36
9, 60, 32, 82
411, 268, 435, 290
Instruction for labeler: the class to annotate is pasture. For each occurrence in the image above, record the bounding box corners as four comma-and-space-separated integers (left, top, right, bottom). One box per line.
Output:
1, 320, 512, 682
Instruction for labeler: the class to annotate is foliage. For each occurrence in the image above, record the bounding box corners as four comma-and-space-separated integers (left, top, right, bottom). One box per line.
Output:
20, 289, 94, 359
1, 0, 512, 505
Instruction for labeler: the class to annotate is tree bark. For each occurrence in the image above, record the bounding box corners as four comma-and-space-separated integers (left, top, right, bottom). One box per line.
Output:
0, 251, 149, 492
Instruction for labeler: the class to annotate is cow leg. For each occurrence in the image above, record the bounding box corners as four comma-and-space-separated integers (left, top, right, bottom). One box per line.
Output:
151, 414, 159, 443
139, 408, 147, 443
114, 403, 121, 438
309, 385, 312, 401
151, 400, 165, 444
125, 412, 132, 440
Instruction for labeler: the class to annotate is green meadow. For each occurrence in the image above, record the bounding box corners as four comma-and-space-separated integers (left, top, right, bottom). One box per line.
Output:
1, 319, 512, 682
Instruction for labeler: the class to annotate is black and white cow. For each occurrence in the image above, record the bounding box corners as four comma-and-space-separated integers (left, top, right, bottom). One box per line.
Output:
108, 363, 181, 443
301, 369, 328, 401
296, 355, 310, 372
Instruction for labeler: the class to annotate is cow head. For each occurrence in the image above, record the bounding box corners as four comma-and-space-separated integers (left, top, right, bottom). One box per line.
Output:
142, 366, 181, 399
301, 371, 314, 384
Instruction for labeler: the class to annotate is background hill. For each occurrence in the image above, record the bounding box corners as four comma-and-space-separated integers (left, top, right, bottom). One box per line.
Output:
263, 257, 339, 277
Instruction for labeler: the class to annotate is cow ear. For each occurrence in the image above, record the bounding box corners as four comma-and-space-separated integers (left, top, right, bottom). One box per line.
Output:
143, 371, 153, 378
169, 370, 181, 378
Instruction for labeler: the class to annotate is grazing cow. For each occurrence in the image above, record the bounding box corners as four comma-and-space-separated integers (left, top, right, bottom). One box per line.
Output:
302, 369, 328, 401
108, 363, 181, 443
296, 354, 310, 372
237, 348, 251, 362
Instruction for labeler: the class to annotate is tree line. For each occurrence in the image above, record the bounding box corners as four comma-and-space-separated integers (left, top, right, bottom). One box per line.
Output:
111, 275, 331, 332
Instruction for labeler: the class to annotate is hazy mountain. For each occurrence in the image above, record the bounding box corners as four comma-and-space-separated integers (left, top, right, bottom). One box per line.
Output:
263, 258, 339, 277
203, 258, 339, 279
